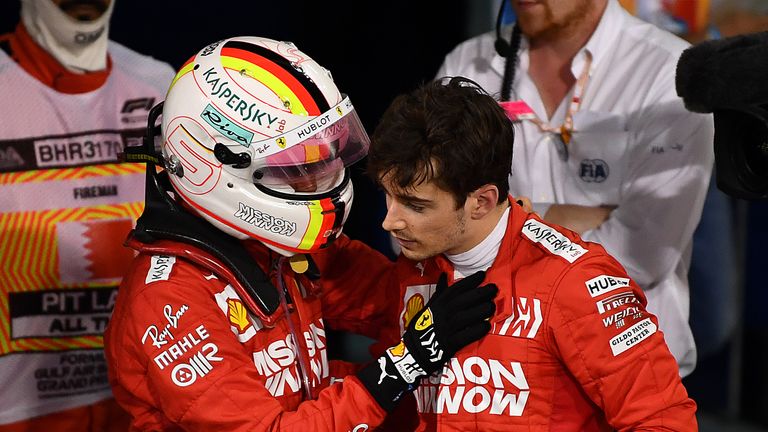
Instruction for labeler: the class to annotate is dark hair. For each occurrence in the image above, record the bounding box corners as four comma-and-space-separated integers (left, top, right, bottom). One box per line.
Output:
367, 76, 514, 208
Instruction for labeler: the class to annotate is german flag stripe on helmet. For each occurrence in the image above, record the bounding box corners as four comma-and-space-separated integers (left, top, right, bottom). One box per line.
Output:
220, 41, 330, 116
219, 54, 311, 117
297, 198, 338, 250
168, 55, 196, 93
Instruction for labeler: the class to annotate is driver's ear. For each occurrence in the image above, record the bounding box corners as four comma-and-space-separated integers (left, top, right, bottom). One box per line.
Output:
466, 184, 500, 220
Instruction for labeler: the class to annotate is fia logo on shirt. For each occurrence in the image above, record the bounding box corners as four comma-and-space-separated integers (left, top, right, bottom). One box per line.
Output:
579, 159, 609, 183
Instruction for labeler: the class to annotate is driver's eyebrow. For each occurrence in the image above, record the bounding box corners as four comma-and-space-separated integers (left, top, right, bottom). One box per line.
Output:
381, 180, 435, 206
399, 194, 430, 203
394, 192, 433, 206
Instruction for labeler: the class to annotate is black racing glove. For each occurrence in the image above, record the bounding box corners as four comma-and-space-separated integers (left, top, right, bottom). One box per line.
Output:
357, 270, 497, 411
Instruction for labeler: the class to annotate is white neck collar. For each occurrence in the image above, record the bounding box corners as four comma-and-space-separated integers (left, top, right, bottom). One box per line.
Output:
21, 0, 114, 73
446, 206, 510, 279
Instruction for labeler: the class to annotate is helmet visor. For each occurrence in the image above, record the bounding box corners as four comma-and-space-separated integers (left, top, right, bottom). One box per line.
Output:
243, 96, 369, 193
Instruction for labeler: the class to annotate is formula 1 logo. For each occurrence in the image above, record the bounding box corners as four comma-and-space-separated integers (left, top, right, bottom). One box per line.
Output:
171, 342, 223, 387
0, 146, 25, 169
121, 98, 155, 114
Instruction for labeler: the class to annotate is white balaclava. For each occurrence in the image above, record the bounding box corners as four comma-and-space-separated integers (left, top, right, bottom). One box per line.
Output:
21, 0, 114, 73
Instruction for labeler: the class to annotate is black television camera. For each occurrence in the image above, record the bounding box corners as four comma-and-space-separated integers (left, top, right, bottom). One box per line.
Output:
676, 31, 768, 200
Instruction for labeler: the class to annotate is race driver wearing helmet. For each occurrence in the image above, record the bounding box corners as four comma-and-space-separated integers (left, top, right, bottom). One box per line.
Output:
104, 36, 498, 431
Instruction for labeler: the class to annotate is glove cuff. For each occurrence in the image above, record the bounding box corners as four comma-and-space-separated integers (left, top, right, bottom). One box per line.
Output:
356, 354, 415, 412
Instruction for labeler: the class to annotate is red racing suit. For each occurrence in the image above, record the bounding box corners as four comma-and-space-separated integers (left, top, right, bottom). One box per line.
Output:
330, 202, 697, 431
104, 233, 403, 431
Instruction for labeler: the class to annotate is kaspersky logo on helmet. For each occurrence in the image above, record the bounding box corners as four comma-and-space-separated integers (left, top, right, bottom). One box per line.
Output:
201, 67, 280, 129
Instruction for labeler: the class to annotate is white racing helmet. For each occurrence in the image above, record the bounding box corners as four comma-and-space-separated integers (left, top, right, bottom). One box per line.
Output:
160, 36, 369, 255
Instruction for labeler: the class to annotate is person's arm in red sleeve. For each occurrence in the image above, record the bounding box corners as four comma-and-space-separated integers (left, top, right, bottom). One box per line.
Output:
547, 254, 697, 431
110, 277, 388, 432
314, 234, 401, 347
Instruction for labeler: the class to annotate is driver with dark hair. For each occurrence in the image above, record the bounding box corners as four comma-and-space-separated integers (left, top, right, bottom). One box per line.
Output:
355, 76, 697, 430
